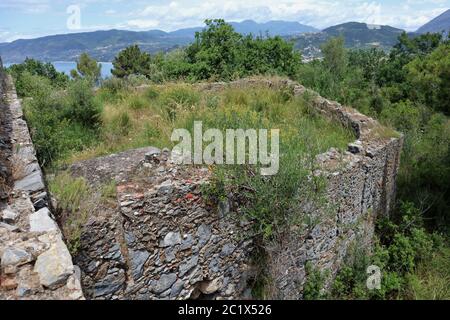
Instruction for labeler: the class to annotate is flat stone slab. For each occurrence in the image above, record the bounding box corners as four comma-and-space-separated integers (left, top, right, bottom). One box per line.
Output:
1, 247, 33, 267
29, 208, 59, 233
70, 146, 161, 186
14, 170, 45, 193
34, 237, 74, 289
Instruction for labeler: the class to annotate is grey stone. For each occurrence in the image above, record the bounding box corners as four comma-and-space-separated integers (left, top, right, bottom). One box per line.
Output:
32, 192, 48, 210
16, 285, 32, 297
197, 224, 212, 247
34, 238, 74, 289
145, 149, 161, 163
164, 247, 177, 263
161, 231, 182, 247
158, 180, 173, 194
170, 280, 185, 298
104, 243, 123, 261
208, 257, 220, 274
1, 207, 19, 223
199, 278, 222, 295
220, 243, 236, 257
0, 222, 19, 232
218, 200, 230, 218
29, 207, 59, 233
1, 247, 32, 267
188, 267, 203, 285
14, 171, 45, 193
348, 143, 363, 154
179, 255, 199, 277
180, 234, 194, 250
154, 273, 177, 294
93, 272, 126, 297
130, 249, 150, 280
125, 231, 136, 246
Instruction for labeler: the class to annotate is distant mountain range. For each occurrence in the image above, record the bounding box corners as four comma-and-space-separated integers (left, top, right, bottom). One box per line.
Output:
0, 20, 318, 63
172, 20, 318, 38
416, 9, 450, 35
0, 11, 448, 63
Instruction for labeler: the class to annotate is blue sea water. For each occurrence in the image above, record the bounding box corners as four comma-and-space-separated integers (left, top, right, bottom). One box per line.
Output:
4, 61, 113, 79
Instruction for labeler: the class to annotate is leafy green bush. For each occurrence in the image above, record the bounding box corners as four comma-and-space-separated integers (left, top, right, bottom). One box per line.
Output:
332, 201, 446, 300
8, 58, 69, 97
112, 45, 152, 78
64, 79, 102, 126
22, 76, 101, 167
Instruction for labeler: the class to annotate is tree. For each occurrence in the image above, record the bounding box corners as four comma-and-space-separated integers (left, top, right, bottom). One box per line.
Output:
112, 45, 152, 78
376, 32, 444, 91
71, 53, 102, 83
183, 19, 302, 80
7, 58, 69, 97
406, 43, 450, 115
321, 37, 348, 79
186, 19, 242, 80
240, 35, 301, 77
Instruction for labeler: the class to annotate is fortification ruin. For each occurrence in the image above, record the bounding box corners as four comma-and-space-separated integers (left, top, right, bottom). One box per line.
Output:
0, 62, 403, 300
0, 59, 84, 299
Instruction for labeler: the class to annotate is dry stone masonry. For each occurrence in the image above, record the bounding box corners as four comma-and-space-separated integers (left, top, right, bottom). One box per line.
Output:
0, 69, 403, 300
0, 61, 84, 300
70, 148, 254, 300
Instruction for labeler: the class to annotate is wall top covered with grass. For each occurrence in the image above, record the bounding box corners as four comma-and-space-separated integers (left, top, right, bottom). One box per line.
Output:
45, 77, 404, 300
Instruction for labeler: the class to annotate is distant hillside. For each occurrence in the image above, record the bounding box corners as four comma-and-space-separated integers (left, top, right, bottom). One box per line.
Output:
0, 20, 317, 63
323, 22, 404, 48
416, 9, 450, 35
288, 22, 405, 60
0, 29, 191, 63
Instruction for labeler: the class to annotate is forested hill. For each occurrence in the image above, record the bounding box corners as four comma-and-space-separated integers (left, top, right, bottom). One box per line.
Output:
289, 22, 405, 60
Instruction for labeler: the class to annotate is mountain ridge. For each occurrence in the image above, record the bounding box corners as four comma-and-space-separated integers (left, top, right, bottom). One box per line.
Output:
416, 9, 450, 35
0, 20, 317, 63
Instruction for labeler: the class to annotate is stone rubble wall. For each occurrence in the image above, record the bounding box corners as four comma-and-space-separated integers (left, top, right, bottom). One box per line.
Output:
199, 78, 403, 299
70, 148, 254, 300
6, 75, 403, 300
0, 66, 84, 300
256, 79, 403, 299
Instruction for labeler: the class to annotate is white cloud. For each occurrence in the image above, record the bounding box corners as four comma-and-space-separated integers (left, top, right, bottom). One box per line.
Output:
126, 19, 160, 29
124, 0, 448, 31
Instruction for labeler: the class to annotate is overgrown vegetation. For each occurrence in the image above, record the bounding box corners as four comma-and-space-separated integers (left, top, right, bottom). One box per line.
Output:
7, 19, 449, 300
48, 172, 91, 254
296, 32, 449, 300
111, 19, 301, 82
331, 202, 448, 300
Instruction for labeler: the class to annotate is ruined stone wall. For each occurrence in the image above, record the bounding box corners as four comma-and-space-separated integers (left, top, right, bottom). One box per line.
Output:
70, 148, 254, 300
67, 78, 403, 300
264, 82, 403, 299
193, 78, 404, 299
0, 68, 83, 300
1, 75, 403, 300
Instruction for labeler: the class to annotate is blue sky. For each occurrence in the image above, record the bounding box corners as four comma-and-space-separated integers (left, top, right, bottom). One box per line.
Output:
0, 0, 449, 42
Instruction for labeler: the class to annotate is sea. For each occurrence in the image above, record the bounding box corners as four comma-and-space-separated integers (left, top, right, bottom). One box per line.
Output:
4, 61, 114, 79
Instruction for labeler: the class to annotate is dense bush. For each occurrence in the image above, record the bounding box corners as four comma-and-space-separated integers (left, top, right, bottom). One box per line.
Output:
112, 45, 152, 78
22, 76, 101, 166
332, 202, 447, 300
8, 58, 69, 96
111, 19, 301, 82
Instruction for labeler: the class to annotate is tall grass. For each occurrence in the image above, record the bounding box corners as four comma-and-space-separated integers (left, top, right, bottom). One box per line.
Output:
66, 82, 353, 165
